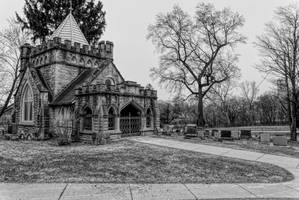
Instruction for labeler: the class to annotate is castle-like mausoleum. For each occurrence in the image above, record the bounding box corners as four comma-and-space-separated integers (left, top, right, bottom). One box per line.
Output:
11, 12, 160, 140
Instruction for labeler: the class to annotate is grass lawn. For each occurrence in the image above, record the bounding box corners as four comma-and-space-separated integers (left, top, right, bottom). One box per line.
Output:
0, 139, 294, 183
156, 135, 299, 159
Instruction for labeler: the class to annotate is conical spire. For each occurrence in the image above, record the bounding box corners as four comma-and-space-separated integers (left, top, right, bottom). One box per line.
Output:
50, 12, 89, 46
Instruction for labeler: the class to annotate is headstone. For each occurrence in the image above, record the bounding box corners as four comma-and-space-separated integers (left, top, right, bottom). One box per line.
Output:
273, 136, 288, 146
211, 129, 218, 137
220, 130, 232, 138
219, 130, 233, 141
197, 130, 205, 139
240, 130, 252, 139
184, 126, 198, 138
204, 129, 210, 138
214, 131, 221, 139
232, 131, 240, 139
260, 133, 270, 143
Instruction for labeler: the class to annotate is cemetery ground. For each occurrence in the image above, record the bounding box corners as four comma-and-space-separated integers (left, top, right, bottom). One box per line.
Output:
0, 138, 294, 184
158, 134, 299, 159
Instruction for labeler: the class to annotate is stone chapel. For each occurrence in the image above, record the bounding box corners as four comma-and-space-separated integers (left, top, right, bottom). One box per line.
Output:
10, 11, 160, 140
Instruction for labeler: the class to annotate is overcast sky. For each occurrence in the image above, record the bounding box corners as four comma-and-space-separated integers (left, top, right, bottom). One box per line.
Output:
1, 0, 298, 100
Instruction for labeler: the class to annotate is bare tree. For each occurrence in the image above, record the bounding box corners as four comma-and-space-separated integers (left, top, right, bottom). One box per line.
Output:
0, 18, 30, 117
240, 81, 259, 125
207, 80, 238, 125
256, 92, 280, 125
256, 4, 299, 141
148, 4, 246, 127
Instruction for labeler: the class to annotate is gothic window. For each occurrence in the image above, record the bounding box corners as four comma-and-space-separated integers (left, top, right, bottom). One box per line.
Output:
22, 84, 33, 122
108, 107, 115, 130
105, 78, 115, 91
71, 56, 77, 63
94, 61, 99, 68
79, 58, 85, 65
83, 107, 92, 131
87, 60, 92, 67
146, 108, 152, 128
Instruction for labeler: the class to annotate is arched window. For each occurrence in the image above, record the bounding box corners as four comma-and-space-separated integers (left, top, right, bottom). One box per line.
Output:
105, 78, 115, 91
108, 107, 115, 130
83, 107, 92, 131
71, 56, 77, 63
105, 79, 112, 86
87, 60, 92, 67
22, 84, 33, 122
146, 108, 152, 128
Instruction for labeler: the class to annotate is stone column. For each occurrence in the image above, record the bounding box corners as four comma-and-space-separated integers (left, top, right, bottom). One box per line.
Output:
115, 115, 120, 132
93, 115, 99, 133
140, 114, 146, 135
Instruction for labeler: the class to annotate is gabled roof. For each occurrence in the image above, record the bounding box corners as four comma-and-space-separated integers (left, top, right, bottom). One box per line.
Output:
15, 67, 50, 97
50, 13, 89, 45
50, 61, 112, 106
50, 68, 94, 106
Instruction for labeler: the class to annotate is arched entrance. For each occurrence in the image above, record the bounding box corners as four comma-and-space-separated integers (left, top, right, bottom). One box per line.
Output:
82, 107, 92, 131
120, 103, 142, 136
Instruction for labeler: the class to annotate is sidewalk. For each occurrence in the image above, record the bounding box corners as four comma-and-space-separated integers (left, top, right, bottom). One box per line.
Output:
1, 136, 299, 200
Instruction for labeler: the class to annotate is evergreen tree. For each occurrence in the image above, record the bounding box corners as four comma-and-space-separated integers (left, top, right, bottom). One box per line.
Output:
16, 0, 106, 44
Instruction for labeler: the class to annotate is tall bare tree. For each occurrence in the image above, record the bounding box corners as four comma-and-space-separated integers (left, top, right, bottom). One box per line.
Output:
0, 18, 30, 117
147, 4, 246, 127
256, 4, 299, 141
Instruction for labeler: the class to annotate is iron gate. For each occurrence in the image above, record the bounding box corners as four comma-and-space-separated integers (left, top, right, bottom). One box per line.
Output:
120, 116, 141, 136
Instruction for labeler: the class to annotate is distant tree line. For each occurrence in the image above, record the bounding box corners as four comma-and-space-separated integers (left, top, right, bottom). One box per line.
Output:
159, 80, 289, 128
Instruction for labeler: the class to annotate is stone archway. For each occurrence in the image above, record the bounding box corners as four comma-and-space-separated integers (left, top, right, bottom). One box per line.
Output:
120, 103, 142, 137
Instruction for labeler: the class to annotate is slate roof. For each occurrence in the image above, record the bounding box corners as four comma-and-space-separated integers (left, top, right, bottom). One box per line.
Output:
50, 61, 113, 106
50, 68, 94, 106
50, 13, 89, 45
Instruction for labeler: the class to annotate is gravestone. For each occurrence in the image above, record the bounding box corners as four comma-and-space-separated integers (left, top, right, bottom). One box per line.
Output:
240, 130, 252, 139
197, 130, 205, 139
221, 130, 232, 137
211, 129, 218, 137
204, 130, 210, 138
260, 133, 270, 143
220, 130, 232, 141
184, 126, 198, 138
232, 131, 240, 139
273, 136, 288, 146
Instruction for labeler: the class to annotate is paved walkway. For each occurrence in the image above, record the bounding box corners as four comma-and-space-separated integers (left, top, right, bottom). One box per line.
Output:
1, 136, 299, 200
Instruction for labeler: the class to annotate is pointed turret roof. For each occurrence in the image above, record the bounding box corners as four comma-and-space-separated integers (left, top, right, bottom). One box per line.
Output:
50, 13, 89, 45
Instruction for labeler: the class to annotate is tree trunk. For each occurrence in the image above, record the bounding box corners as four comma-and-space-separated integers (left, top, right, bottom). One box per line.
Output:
285, 76, 292, 126
197, 87, 205, 127
290, 78, 297, 141
0, 75, 18, 118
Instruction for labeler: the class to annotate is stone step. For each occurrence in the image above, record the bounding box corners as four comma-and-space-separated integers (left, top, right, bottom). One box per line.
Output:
80, 133, 94, 143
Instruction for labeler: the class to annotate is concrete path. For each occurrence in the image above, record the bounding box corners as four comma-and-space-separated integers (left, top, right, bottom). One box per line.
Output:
1, 136, 299, 200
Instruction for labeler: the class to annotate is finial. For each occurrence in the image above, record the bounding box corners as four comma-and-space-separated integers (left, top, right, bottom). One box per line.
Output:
69, 0, 73, 13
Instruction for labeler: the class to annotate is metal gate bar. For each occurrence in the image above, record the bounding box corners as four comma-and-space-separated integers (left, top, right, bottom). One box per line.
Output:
120, 116, 141, 136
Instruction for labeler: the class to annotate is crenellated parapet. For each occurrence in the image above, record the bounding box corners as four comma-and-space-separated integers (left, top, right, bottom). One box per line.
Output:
75, 83, 158, 99
20, 37, 114, 62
